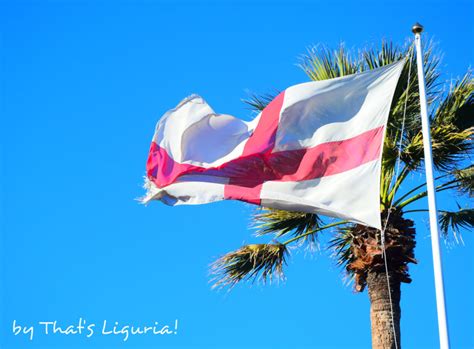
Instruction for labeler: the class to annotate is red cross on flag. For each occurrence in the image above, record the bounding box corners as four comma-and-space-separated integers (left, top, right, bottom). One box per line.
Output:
143, 60, 405, 229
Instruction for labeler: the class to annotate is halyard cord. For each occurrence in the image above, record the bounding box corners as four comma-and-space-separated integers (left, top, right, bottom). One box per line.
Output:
380, 46, 414, 349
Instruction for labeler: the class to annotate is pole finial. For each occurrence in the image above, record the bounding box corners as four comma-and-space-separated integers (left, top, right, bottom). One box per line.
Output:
412, 22, 424, 34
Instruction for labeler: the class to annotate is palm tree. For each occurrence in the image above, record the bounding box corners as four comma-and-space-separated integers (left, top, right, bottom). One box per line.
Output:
210, 40, 473, 349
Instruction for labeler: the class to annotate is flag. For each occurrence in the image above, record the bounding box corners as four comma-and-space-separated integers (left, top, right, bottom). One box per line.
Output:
143, 60, 405, 229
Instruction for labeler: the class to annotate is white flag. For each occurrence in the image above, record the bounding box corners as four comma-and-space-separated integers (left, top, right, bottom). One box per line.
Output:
144, 60, 405, 229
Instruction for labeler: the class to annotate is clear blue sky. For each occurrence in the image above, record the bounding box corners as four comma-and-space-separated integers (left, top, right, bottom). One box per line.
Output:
1, 1, 472, 348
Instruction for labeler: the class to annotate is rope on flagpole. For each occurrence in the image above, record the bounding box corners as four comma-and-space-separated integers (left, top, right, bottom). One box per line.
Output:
380, 43, 414, 349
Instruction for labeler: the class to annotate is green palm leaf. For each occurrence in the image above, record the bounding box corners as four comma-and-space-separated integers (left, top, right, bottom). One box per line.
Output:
211, 243, 288, 289
253, 208, 322, 242
400, 72, 473, 171
453, 165, 474, 197
439, 207, 474, 242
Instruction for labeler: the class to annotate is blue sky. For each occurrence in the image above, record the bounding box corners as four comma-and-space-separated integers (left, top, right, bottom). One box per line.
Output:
1, 0, 472, 348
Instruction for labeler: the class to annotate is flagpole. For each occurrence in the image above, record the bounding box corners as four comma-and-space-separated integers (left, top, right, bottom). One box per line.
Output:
412, 23, 450, 349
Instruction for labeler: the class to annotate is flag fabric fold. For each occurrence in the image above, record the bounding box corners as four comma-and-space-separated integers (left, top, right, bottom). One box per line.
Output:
143, 60, 405, 229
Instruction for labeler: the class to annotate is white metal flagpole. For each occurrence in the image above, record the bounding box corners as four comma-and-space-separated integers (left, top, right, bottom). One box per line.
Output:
412, 23, 450, 349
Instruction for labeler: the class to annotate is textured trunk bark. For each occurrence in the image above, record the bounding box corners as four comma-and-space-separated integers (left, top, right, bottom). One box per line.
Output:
367, 271, 401, 349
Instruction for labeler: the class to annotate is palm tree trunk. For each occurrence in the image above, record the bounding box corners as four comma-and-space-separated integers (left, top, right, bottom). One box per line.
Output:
367, 271, 401, 349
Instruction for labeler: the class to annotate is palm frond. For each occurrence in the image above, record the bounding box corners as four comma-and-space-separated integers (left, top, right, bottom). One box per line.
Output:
299, 44, 359, 81
242, 90, 280, 112
381, 138, 399, 207
399, 70, 473, 172
439, 207, 474, 242
401, 124, 473, 171
363, 40, 405, 70
453, 165, 474, 197
328, 225, 355, 270
211, 243, 288, 289
433, 71, 474, 130
253, 208, 322, 244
